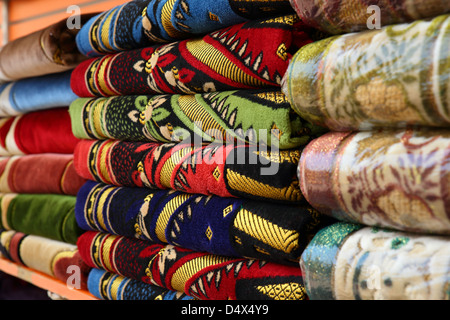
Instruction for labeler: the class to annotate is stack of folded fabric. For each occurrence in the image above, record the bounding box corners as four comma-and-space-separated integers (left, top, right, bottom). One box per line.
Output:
70, 0, 335, 301
0, 15, 94, 291
283, 1, 450, 300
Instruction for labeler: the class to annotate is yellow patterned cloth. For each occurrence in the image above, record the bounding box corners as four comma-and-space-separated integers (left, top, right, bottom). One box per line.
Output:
283, 14, 450, 131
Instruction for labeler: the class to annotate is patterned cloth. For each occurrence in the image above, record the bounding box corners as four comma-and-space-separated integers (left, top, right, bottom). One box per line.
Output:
0, 15, 93, 83
0, 229, 90, 290
74, 139, 302, 203
77, 231, 308, 300
76, 0, 296, 57
71, 15, 315, 97
283, 14, 450, 131
290, 0, 450, 34
88, 268, 194, 300
0, 108, 79, 156
69, 90, 324, 149
298, 128, 450, 235
0, 71, 78, 117
300, 222, 450, 300
0, 193, 82, 244
76, 181, 331, 265
0, 154, 86, 196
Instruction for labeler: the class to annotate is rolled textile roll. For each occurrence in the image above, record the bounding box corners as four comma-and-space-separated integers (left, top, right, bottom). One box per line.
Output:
282, 14, 450, 131
300, 222, 450, 300
290, 0, 450, 34
0, 14, 95, 83
0, 154, 86, 196
74, 139, 302, 203
0, 71, 78, 117
0, 193, 82, 244
298, 128, 450, 235
0, 229, 90, 290
77, 231, 308, 300
88, 268, 194, 300
69, 90, 326, 149
75, 181, 332, 265
71, 15, 315, 97
0, 108, 80, 156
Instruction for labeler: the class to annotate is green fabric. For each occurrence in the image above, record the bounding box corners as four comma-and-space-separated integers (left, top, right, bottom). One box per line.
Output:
299, 222, 362, 300
0, 193, 82, 244
69, 90, 326, 149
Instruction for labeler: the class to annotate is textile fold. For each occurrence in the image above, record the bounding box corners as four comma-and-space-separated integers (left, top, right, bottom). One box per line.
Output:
74, 139, 302, 203
77, 231, 308, 300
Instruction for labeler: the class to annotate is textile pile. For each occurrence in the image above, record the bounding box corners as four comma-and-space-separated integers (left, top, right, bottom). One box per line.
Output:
0, 16, 92, 292
69, 0, 335, 301
1, 0, 448, 301
282, 1, 450, 300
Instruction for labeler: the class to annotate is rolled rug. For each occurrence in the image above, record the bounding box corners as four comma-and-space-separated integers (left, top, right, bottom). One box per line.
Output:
282, 14, 450, 131
290, 0, 450, 34
0, 153, 86, 196
300, 222, 450, 300
71, 15, 315, 97
75, 181, 332, 266
74, 139, 302, 203
0, 193, 82, 244
0, 14, 95, 83
88, 268, 194, 300
298, 128, 450, 235
0, 108, 80, 156
0, 229, 90, 290
69, 90, 326, 149
0, 71, 78, 117
77, 231, 308, 300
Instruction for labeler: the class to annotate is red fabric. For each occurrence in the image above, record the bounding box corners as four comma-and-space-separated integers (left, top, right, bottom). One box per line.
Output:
0, 118, 14, 149
1, 154, 86, 195
13, 108, 79, 154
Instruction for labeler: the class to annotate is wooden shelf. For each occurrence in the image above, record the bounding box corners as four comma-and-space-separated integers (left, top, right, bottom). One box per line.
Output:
0, 258, 98, 300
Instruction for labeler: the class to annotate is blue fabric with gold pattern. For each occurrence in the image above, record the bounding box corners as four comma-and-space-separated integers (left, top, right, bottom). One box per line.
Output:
75, 180, 333, 266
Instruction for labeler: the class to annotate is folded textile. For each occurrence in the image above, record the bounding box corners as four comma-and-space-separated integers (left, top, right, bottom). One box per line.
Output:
77, 0, 297, 57
74, 139, 302, 203
0, 154, 86, 196
298, 128, 450, 235
71, 15, 315, 97
282, 14, 450, 131
88, 268, 194, 300
0, 229, 90, 290
0, 15, 95, 83
0, 71, 78, 117
76, 0, 153, 57
69, 90, 325, 149
290, 0, 450, 34
300, 222, 450, 300
76, 181, 332, 265
0, 193, 82, 244
0, 108, 80, 156
78, 231, 308, 300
